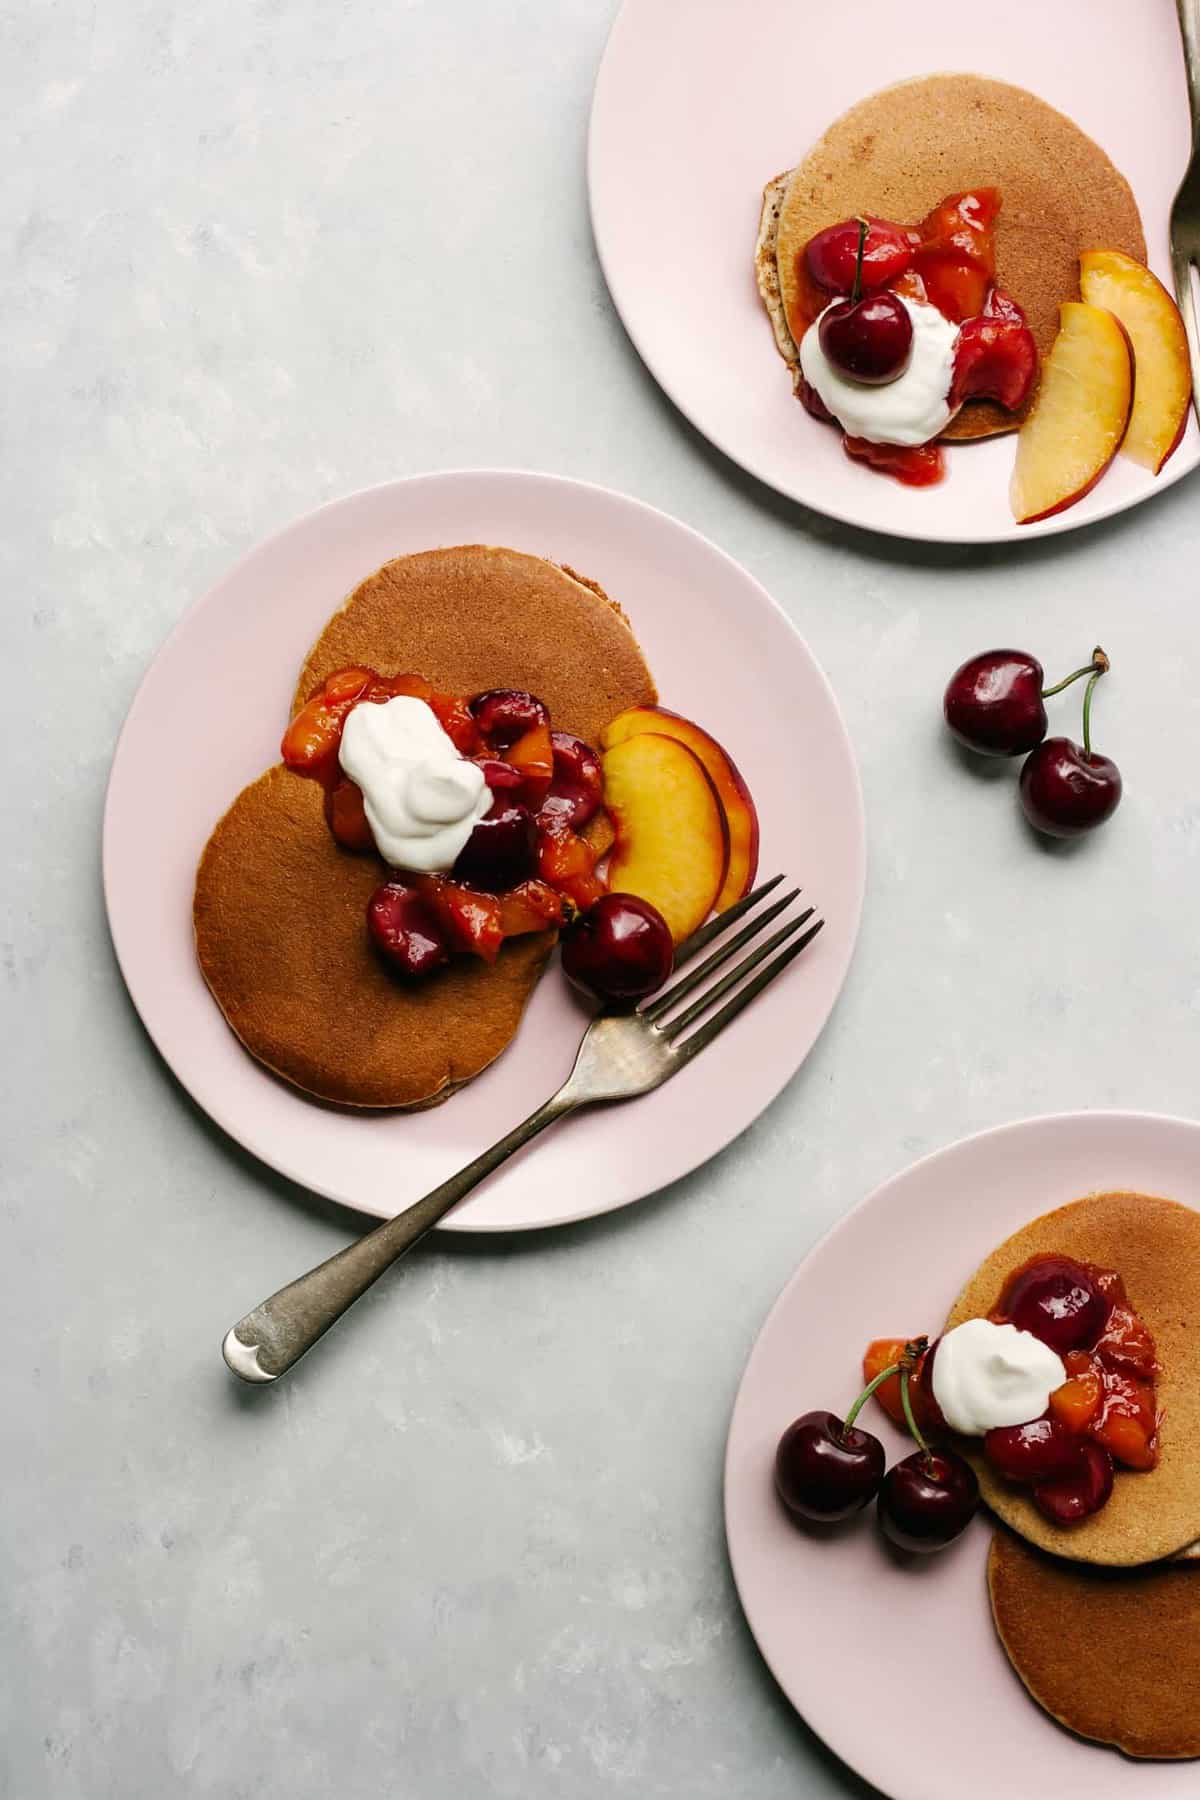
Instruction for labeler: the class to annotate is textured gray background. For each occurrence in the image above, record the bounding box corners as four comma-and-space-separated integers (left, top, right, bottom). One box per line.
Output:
5, 2, 1200, 1796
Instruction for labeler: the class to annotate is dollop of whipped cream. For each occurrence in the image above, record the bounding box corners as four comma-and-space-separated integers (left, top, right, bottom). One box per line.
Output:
799, 295, 960, 446
930, 1319, 1066, 1437
339, 696, 490, 873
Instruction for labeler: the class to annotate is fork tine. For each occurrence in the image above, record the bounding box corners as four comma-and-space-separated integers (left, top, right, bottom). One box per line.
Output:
658, 910, 815, 1040
642, 889, 805, 1022
671, 873, 786, 969
1171, 247, 1200, 431
673, 918, 825, 1060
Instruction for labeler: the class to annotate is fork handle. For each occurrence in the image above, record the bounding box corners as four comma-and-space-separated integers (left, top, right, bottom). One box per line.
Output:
222, 1088, 578, 1383
1181, 0, 1200, 141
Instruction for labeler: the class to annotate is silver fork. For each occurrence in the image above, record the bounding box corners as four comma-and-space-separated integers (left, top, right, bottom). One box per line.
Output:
1172, 0, 1200, 426
222, 877, 823, 1383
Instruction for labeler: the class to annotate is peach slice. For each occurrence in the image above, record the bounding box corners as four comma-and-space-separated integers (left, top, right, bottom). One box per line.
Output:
1010, 303, 1133, 525
600, 732, 729, 943
601, 705, 759, 911
1079, 249, 1192, 473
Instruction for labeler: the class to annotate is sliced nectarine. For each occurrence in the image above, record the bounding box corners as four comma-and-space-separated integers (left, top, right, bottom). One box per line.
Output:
1079, 249, 1192, 473
601, 705, 758, 911
600, 732, 729, 943
1010, 302, 1133, 524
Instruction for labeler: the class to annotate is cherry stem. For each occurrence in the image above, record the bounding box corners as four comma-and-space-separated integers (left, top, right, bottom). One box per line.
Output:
900, 1369, 933, 1471
840, 1335, 929, 1440
1041, 645, 1109, 699
850, 217, 868, 306
1081, 647, 1109, 757
842, 1361, 901, 1436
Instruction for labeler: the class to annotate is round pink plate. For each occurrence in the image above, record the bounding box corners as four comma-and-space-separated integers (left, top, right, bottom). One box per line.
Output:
589, 0, 1199, 544
103, 470, 865, 1231
725, 1110, 1200, 1799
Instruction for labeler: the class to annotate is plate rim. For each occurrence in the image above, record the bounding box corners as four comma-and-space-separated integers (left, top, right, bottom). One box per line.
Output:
722, 1105, 1200, 1795
102, 465, 867, 1233
587, 0, 1200, 547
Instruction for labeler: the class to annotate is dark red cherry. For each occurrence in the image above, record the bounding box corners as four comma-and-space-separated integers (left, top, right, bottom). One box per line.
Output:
819, 291, 913, 384
366, 882, 449, 979
984, 1416, 1083, 1485
1032, 1440, 1114, 1525
561, 893, 673, 1003
775, 1410, 886, 1523
469, 689, 549, 748
805, 217, 912, 293
1002, 1256, 1111, 1354
1019, 738, 1122, 838
539, 732, 604, 830
943, 649, 1047, 756
452, 802, 537, 892
878, 1449, 979, 1553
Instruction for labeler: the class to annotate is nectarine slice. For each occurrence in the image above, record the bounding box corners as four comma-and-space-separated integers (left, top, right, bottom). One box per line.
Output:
1010, 303, 1133, 525
600, 733, 729, 943
1079, 249, 1192, 474
601, 705, 759, 911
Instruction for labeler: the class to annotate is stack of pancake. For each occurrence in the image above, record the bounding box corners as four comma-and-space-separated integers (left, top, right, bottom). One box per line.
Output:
193, 545, 655, 1109
755, 74, 1145, 439
945, 1192, 1200, 1760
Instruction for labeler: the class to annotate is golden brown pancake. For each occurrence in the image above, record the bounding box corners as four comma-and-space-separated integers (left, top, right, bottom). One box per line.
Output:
989, 1528, 1200, 1760
195, 547, 655, 1109
944, 1192, 1200, 1567
757, 73, 1145, 440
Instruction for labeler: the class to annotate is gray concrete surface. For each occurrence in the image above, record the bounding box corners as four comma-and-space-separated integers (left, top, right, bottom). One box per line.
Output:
4, 2, 1200, 1795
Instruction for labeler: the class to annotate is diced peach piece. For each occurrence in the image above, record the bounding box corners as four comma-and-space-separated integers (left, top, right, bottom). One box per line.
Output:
1079, 249, 1192, 473
602, 705, 758, 910
1010, 302, 1133, 524
600, 733, 729, 943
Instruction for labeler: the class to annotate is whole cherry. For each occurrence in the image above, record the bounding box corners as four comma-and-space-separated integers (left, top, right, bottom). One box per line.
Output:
774, 1353, 908, 1524
561, 893, 674, 1003
878, 1363, 979, 1553
1019, 653, 1121, 838
878, 1448, 980, 1553
775, 1410, 886, 1523
944, 646, 1105, 757
818, 219, 913, 386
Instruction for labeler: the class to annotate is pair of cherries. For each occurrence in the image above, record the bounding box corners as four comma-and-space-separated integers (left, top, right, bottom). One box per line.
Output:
775, 1340, 979, 1554
944, 647, 1122, 837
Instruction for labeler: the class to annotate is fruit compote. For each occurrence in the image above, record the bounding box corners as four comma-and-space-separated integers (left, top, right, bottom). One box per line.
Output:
282, 668, 607, 977
990, 1254, 1160, 1512
862, 1253, 1160, 1527
792, 190, 1038, 486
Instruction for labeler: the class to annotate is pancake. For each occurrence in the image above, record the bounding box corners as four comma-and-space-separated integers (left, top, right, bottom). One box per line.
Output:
195, 547, 655, 1109
988, 1528, 1200, 1760
757, 73, 1145, 441
944, 1192, 1200, 1567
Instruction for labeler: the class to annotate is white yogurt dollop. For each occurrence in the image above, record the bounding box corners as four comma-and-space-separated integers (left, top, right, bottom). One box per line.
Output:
339, 696, 490, 873
799, 295, 960, 447
930, 1318, 1066, 1437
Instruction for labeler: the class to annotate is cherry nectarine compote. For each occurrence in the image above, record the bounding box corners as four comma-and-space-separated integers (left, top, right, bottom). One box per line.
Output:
794, 191, 1038, 486
863, 1253, 1160, 1530
283, 667, 607, 978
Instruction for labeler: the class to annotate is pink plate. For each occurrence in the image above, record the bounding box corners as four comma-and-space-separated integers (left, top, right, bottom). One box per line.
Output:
725, 1110, 1200, 1799
103, 470, 864, 1231
589, 0, 1199, 544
